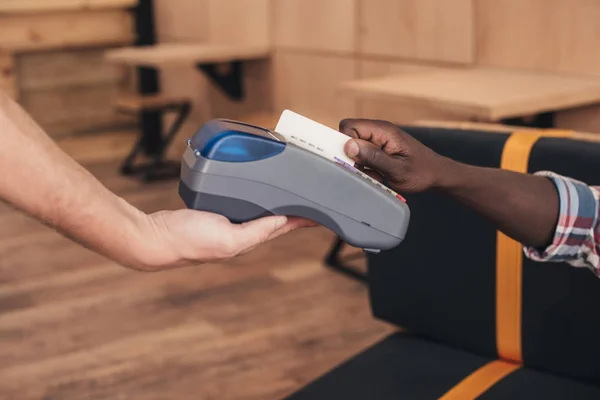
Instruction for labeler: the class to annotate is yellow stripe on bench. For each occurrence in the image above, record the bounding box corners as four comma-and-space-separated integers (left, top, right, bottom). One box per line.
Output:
497, 130, 574, 363
438, 129, 574, 399
439, 360, 520, 400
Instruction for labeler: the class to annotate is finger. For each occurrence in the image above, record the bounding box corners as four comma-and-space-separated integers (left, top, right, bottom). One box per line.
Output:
339, 118, 397, 149
237, 217, 318, 256
233, 215, 288, 253
363, 168, 384, 183
344, 138, 398, 173
266, 217, 318, 239
354, 164, 384, 182
339, 119, 360, 139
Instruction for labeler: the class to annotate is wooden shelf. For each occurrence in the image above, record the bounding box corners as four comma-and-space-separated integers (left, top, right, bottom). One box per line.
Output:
340, 68, 600, 121
104, 43, 271, 68
115, 93, 190, 113
0, 1, 135, 110
0, 9, 134, 52
0, 0, 137, 14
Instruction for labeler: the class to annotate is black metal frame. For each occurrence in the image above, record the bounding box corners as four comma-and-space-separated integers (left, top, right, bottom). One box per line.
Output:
197, 61, 245, 100
501, 111, 556, 129
134, 0, 162, 157
325, 238, 369, 284
323, 112, 558, 283
120, 102, 191, 182
129, 0, 247, 182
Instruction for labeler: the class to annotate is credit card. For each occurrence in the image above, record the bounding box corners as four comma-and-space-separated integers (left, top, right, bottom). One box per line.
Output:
275, 110, 355, 166
275, 110, 406, 203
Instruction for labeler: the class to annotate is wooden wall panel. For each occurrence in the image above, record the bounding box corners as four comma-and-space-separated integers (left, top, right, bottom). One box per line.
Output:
18, 49, 128, 91
207, 0, 270, 47
154, 0, 209, 42
161, 59, 275, 161
16, 49, 134, 136
206, 59, 273, 120
156, 0, 270, 46
476, 0, 600, 77
0, 52, 17, 99
556, 105, 600, 134
159, 65, 211, 160
19, 85, 133, 136
154, 0, 208, 145
357, 59, 464, 123
0, 10, 134, 51
361, 60, 449, 77
274, 52, 357, 129
359, 0, 474, 64
156, 0, 272, 143
273, 0, 356, 53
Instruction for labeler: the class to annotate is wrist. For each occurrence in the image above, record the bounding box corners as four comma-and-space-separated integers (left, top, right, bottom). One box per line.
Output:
127, 210, 184, 271
430, 155, 473, 192
106, 198, 163, 271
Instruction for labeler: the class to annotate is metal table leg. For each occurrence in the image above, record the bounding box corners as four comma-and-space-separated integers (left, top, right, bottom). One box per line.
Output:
324, 238, 368, 284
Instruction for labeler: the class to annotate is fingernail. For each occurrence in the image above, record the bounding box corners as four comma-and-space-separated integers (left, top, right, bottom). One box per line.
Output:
346, 140, 359, 158
274, 216, 287, 229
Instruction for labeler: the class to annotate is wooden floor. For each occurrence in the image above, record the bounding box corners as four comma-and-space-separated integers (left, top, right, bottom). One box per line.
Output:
0, 130, 394, 399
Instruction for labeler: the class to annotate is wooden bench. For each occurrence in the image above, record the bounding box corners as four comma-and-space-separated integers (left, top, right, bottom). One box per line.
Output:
113, 93, 191, 181
104, 43, 270, 68
115, 93, 191, 113
105, 42, 270, 101
0, 0, 136, 100
339, 67, 600, 128
104, 42, 271, 181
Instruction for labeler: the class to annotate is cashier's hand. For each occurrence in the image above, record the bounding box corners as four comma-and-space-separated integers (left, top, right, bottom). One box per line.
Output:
136, 212, 315, 271
340, 119, 449, 193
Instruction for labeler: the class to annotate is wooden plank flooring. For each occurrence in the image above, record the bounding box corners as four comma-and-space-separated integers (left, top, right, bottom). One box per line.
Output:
0, 130, 394, 399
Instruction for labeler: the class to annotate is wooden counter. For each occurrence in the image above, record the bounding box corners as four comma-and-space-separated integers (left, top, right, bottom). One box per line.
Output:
340, 68, 600, 122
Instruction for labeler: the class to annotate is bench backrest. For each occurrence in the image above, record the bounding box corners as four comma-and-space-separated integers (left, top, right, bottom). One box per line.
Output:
368, 126, 600, 386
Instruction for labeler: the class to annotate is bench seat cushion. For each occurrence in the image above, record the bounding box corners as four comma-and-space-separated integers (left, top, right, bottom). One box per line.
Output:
286, 332, 491, 399
285, 332, 600, 399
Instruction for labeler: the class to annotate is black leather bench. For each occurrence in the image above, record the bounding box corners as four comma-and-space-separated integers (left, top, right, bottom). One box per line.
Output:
286, 125, 600, 399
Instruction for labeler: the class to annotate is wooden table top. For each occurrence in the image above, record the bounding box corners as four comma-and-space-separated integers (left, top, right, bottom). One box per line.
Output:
104, 43, 271, 68
340, 68, 600, 121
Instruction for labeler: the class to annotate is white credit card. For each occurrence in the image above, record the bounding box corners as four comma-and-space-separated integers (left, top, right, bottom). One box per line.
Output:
274, 110, 406, 202
274, 110, 355, 166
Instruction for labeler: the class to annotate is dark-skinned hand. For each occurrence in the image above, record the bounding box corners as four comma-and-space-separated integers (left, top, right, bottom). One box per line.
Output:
339, 118, 450, 193
338, 118, 562, 249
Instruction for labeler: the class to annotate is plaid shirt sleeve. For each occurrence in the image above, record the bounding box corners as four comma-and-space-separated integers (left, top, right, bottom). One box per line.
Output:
523, 171, 600, 276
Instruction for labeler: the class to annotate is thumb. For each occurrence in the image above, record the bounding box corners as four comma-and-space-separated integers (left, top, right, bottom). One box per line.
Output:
233, 215, 288, 251
345, 138, 397, 173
